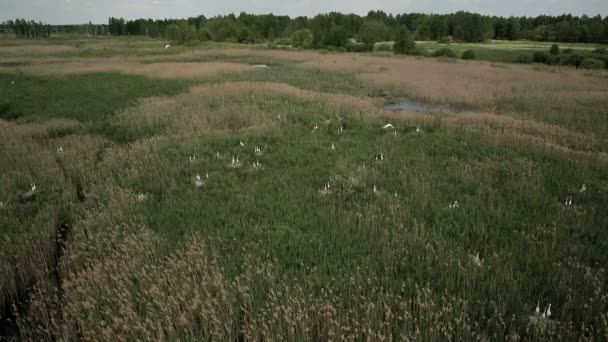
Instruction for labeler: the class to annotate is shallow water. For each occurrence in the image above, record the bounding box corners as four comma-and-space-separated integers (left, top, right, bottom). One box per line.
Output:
385, 98, 479, 113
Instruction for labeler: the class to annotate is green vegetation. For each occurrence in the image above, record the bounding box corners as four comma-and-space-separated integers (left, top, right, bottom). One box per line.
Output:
393, 26, 416, 54
1, 37, 608, 340
579, 57, 606, 69
461, 49, 476, 60
432, 47, 457, 58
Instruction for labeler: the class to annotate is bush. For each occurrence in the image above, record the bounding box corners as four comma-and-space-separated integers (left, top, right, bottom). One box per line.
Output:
558, 53, 583, 67
274, 37, 292, 46
579, 58, 606, 70
394, 26, 416, 54
345, 41, 368, 52
533, 51, 550, 63
562, 48, 574, 54
461, 49, 476, 60
593, 47, 607, 54
549, 44, 560, 55
291, 29, 313, 49
408, 48, 428, 56
432, 47, 456, 58
515, 54, 533, 64
375, 43, 393, 52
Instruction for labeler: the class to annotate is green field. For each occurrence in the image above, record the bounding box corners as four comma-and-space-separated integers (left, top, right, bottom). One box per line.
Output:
1, 37, 608, 340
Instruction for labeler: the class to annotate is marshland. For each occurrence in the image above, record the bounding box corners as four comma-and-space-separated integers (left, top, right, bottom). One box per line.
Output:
1, 16, 608, 340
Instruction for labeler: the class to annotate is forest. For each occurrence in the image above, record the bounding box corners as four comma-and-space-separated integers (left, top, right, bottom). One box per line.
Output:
105, 11, 608, 47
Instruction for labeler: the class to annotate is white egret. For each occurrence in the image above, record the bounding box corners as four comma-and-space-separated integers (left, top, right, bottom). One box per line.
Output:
376, 153, 384, 161
56, 146, 63, 153
137, 193, 146, 201
471, 253, 482, 268
194, 173, 204, 188
535, 302, 540, 314
416, 127, 422, 133
31, 183, 37, 192
546, 304, 551, 318
580, 184, 586, 192
331, 143, 336, 150
165, 44, 170, 50
313, 124, 318, 130
239, 140, 245, 147
383, 123, 394, 129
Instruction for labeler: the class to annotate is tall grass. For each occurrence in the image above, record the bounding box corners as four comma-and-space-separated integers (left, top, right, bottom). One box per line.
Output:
1, 37, 607, 340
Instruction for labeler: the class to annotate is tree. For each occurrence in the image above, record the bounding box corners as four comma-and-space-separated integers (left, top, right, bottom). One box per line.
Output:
165, 22, 197, 45
393, 25, 416, 54
549, 43, 560, 55
358, 20, 389, 51
291, 29, 313, 48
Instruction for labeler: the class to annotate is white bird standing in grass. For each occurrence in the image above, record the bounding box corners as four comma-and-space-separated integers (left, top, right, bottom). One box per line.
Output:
376, 153, 384, 161
580, 184, 587, 192
546, 304, 551, 318
471, 252, 482, 268
56, 146, 63, 153
383, 123, 394, 129
373, 185, 378, 193
313, 124, 318, 131
137, 193, 146, 201
165, 44, 171, 50
194, 173, 207, 188
565, 196, 573, 206
240, 140, 245, 147
535, 302, 540, 314
416, 127, 422, 133
0, 201, 4, 208
30, 183, 37, 192
338, 125, 344, 133
189, 155, 196, 162
331, 143, 336, 151
449, 200, 459, 209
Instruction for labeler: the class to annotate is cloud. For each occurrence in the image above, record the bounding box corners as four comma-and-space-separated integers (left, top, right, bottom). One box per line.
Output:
0, 0, 606, 24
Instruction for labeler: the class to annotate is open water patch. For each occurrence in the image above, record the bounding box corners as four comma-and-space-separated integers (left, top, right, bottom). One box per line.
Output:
385, 98, 480, 113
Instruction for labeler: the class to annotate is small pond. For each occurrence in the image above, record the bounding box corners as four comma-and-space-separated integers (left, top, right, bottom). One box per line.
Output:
385, 98, 480, 113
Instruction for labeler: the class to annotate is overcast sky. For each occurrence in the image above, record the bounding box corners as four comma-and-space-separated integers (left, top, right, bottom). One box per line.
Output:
1, 0, 607, 25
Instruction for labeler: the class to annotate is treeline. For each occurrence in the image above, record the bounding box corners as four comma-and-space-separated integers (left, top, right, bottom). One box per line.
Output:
108, 11, 608, 47
1, 19, 51, 38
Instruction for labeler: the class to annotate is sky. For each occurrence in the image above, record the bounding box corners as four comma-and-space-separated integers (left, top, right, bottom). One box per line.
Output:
0, 0, 607, 25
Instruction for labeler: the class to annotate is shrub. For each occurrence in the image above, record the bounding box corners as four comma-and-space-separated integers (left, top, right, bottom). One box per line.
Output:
515, 54, 533, 64
274, 37, 292, 46
345, 41, 368, 52
432, 47, 456, 58
549, 44, 560, 55
592, 47, 607, 54
579, 58, 606, 70
291, 29, 313, 49
533, 51, 550, 63
408, 48, 428, 56
394, 26, 416, 54
461, 49, 476, 60
558, 53, 583, 67
375, 42, 393, 52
